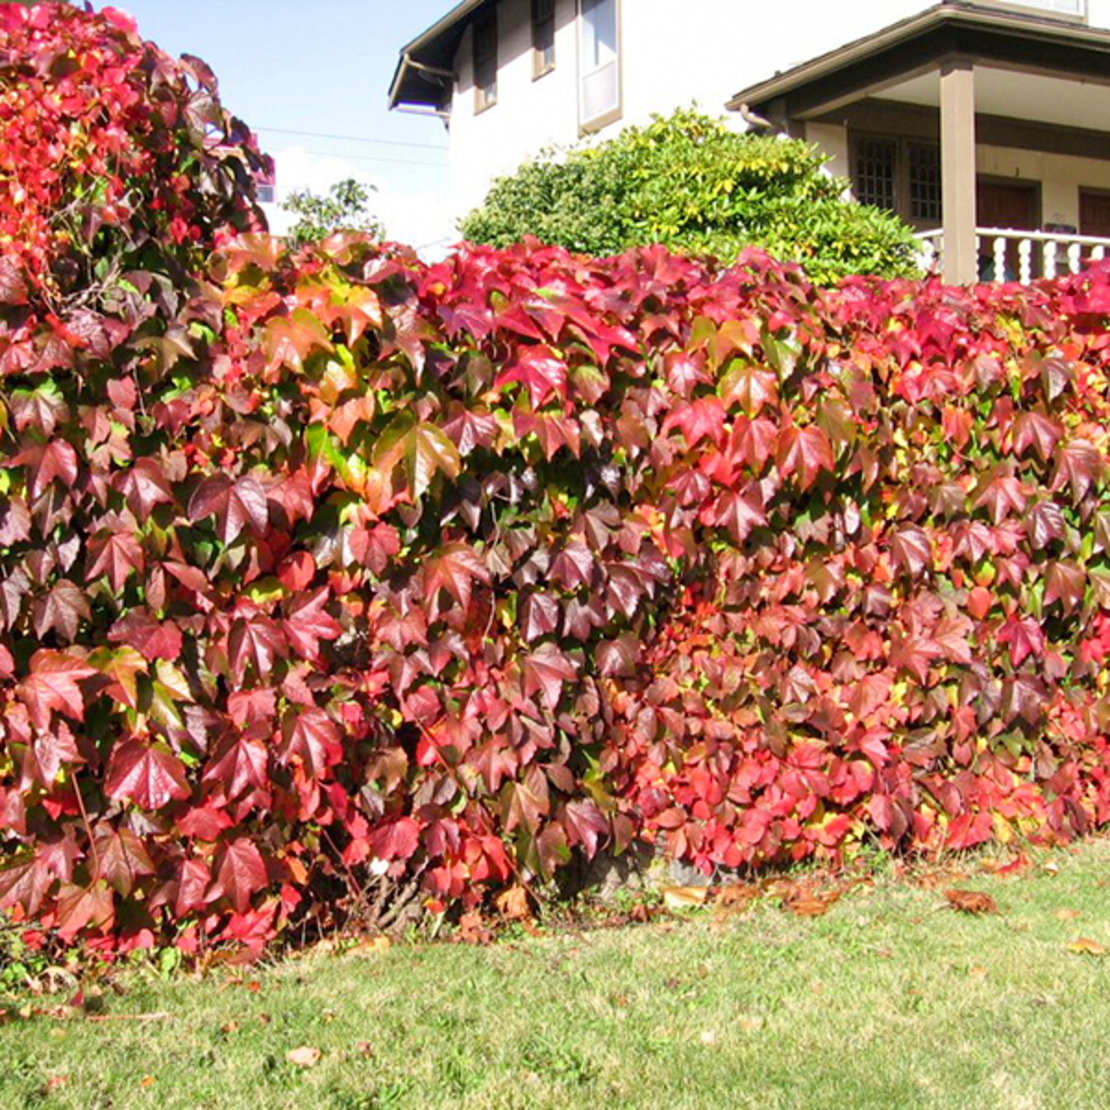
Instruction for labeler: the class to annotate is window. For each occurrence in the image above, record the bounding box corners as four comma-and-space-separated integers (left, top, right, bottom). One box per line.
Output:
986, 0, 1085, 15
533, 0, 556, 76
473, 12, 497, 112
579, 0, 619, 128
854, 138, 896, 212
908, 143, 941, 222
851, 134, 941, 226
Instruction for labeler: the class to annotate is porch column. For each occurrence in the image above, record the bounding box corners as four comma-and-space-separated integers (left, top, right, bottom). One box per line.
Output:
940, 58, 977, 285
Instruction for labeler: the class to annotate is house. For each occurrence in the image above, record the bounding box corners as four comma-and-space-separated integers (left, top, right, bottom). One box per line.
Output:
389, 1, 1110, 284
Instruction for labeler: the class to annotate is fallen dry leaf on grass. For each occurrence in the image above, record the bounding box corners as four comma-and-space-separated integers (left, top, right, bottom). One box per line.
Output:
944, 889, 999, 915
783, 889, 841, 917
1055, 908, 1081, 922
1067, 938, 1107, 956
349, 936, 391, 958
494, 884, 532, 921
661, 885, 709, 910
286, 1046, 322, 1068
715, 883, 760, 909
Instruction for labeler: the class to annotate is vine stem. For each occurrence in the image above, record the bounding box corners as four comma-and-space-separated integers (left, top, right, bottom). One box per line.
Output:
73, 775, 101, 891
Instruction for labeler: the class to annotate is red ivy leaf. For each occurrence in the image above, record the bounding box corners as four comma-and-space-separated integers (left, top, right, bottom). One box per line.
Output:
105, 740, 190, 811
776, 424, 834, 491
495, 346, 568, 409
188, 474, 269, 544
366, 817, 420, 862
213, 838, 268, 913
86, 531, 145, 593
521, 643, 578, 711
997, 616, 1045, 668
17, 650, 97, 731
282, 588, 341, 662
280, 707, 342, 780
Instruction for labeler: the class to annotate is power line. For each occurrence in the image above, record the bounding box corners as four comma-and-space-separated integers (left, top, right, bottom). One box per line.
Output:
256, 125, 447, 152
291, 148, 447, 168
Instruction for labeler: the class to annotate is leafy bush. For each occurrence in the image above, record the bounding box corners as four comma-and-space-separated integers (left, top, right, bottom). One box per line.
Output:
459, 109, 919, 283
282, 178, 384, 248
6, 7, 1110, 954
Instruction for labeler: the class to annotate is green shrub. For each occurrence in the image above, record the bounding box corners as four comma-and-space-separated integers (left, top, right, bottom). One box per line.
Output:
460, 109, 919, 283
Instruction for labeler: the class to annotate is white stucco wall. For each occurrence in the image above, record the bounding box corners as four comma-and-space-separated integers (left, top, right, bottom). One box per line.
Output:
977, 145, 1110, 228
442, 0, 1110, 228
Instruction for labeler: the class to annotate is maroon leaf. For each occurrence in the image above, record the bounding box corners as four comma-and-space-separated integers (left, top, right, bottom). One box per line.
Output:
93, 826, 155, 897
114, 459, 175, 517
366, 817, 421, 861
213, 838, 268, 913
17, 650, 98, 731
203, 733, 270, 800
521, 643, 578, 710
495, 345, 568, 408
776, 424, 834, 491
228, 614, 288, 685
32, 579, 91, 642
889, 525, 932, 578
86, 531, 144, 592
14, 439, 79, 499
282, 588, 341, 662
521, 592, 560, 642
108, 610, 183, 662
997, 616, 1045, 668
188, 474, 269, 544
423, 543, 490, 611
55, 881, 114, 940
280, 707, 342, 780
105, 739, 190, 811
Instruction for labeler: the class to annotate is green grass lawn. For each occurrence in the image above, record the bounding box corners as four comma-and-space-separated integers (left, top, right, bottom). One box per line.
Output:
4, 840, 1110, 1110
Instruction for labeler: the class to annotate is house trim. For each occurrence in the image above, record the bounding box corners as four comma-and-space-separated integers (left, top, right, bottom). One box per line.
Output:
727, 3, 1110, 121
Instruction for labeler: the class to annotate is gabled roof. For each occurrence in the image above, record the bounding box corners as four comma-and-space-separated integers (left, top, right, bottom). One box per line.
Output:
728, 2, 1110, 120
389, 0, 495, 112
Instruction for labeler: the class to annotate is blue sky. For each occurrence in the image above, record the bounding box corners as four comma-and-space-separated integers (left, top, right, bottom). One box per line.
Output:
101, 1, 455, 248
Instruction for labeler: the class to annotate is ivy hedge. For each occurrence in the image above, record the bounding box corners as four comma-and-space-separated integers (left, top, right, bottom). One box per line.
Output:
4, 5, 1110, 952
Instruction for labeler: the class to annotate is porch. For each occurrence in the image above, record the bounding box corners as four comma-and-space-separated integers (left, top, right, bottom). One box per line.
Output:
727, 2, 1110, 285
916, 226, 1110, 283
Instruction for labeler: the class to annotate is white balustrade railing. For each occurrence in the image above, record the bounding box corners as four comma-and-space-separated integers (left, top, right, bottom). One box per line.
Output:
913, 227, 1110, 284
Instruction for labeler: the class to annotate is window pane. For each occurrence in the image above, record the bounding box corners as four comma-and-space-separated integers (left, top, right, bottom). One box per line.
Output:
581, 0, 617, 72
854, 138, 896, 211
908, 142, 941, 222
474, 14, 497, 109
998, 0, 1084, 14
533, 0, 555, 70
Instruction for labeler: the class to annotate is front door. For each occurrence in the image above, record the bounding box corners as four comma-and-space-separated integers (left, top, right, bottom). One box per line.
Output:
1080, 191, 1110, 238
976, 180, 1039, 280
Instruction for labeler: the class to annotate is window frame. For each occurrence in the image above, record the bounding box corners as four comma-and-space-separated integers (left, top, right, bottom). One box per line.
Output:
577, 0, 621, 132
849, 131, 942, 229
473, 10, 498, 114
532, 0, 556, 79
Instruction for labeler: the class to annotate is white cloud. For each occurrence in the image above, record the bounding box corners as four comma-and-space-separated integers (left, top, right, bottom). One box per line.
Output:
260, 145, 454, 258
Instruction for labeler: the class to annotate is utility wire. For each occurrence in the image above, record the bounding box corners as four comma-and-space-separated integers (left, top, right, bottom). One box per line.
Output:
291, 149, 447, 167
255, 125, 447, 151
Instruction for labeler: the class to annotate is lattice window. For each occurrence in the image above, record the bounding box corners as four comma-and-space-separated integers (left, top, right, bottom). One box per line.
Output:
909, 142, 941, 222
854, 138, 896, 212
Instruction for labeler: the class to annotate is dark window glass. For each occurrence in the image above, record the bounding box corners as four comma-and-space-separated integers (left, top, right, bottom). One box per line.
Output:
533, 0, 555, 73
854, 137, 896, 211
908, 142, 941, 222
474, 13, 497, 110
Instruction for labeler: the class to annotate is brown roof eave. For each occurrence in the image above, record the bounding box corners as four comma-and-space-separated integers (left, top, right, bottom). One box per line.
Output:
388, 0, 494, 110
727, 2, 1110, 115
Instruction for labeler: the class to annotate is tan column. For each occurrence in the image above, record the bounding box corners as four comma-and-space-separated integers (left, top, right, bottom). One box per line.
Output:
940, 59, 978, 285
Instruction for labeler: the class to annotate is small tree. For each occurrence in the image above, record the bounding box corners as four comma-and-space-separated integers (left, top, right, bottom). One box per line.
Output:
282, 178, 384, 247
460, 109, 918, 283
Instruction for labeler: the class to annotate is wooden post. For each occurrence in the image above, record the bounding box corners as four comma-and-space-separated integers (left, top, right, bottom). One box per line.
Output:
940, 58, 978, 285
